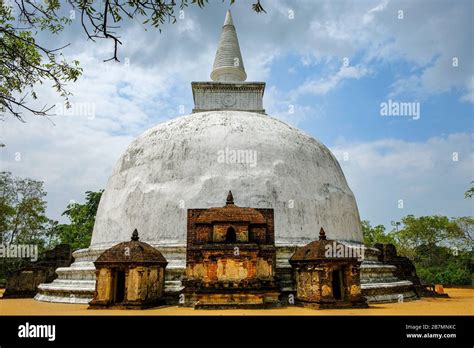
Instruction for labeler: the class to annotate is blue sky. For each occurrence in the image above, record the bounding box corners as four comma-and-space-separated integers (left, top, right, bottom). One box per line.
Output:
1, 0, 473, 230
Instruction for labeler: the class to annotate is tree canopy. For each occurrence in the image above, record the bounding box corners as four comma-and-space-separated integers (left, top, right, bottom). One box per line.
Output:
55, 190, 103, 250
0, 171, 103, 281
465, 181, 474, 198
362, 214, 473, 285
0, 171, 57, 280
361, 220, 395, 247
0, 171, 56, 247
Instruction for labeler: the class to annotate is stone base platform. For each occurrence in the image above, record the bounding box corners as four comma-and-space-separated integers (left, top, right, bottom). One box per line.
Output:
35, 242, 417, 305
88, 299, 168, 310
295, 299, 369, 309
182, 290, 282, 309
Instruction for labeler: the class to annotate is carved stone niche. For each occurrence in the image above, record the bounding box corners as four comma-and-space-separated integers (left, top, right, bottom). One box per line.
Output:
289, 228, 368, 309
181, 191, 280, 309
3, 244, 73, 298
88, 229, 168, 309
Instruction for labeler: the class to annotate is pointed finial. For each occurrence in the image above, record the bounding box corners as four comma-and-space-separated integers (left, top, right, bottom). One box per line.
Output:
223, 10, 234, 26
319, 227, 327, 240
131, 229, 139, 241
226, 190, 234, 205
210, 10, 247, 82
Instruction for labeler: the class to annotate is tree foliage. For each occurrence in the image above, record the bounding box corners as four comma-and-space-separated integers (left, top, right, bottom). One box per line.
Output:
465, 181, 474, 198
363, 214, 473, 285
414, 244, 472, 285
55, 190, 103, 250
392, 215, 466, 260
1, 0, 265, 120
361, 220, 395, 247
0, 171, 103, 280
0, 171, 56, 247
0, 171, 57, 280
0, 1, 82, 120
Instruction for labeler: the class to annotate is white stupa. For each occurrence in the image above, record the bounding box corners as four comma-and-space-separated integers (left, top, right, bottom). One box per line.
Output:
36, 11, 415, 304
91, 10, 362, 248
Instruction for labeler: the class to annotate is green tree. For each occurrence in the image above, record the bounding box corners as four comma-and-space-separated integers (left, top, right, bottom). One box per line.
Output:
55, 190, 103, 251
0, 2, 82, 119
415, 245, 471, 285
361, 220, 395, 247
392, 215, 465, 260
1, 0, 265, 120
0, 171, 56, 246
0, 171, 57, 281
391, 215, 473, 285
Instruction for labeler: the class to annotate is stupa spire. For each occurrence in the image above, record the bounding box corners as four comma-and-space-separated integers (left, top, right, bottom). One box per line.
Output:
210, 10, 247, 82
223, 10, 234, 26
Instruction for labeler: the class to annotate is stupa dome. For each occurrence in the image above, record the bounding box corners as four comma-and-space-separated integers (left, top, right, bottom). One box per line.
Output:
90, 110, 363, 248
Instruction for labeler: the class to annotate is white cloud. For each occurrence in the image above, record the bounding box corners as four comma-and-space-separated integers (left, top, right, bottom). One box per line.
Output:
363, 0, 390, 25
331, 133, 474, 228
294, 65, 370, 97
461, 76, 474, 103
366, 1, 473, 102
264, 85, 321, 126
271, 0, 473, 103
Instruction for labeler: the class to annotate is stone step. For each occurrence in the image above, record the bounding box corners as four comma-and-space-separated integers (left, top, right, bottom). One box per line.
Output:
37, 283, 94, 293
362, 280, 417, 303
165, 280, 184, 293
361, 263, 397, 271
361, 277, 400, 284
56, 267, 96, 281
280, 286, 295, 292
361, 263, 400, 283
41, 279, 96, 287
34, 291, 93, 304
67, 260, 96, 268
361, 280, 413, 290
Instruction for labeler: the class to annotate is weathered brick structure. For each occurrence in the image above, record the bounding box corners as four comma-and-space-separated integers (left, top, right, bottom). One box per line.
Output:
3, 244, 73, 298
289, 228, 368, 309
89, 230, 167, 309
374, 243, 445, 298
374, 243, 421, 286
181, 191, 280, 308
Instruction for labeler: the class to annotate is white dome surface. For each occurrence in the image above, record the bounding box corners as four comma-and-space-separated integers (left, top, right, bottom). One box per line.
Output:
91, 111, 363, 248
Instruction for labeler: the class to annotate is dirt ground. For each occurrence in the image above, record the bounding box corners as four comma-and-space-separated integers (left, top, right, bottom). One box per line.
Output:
0, 288, 473, 316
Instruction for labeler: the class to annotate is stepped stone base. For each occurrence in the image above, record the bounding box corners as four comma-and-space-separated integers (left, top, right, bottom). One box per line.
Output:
35, 242, 417, 305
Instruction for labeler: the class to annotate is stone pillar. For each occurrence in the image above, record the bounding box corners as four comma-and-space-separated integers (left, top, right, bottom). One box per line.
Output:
96, 268, 113, 302
126, 268, 140, 301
